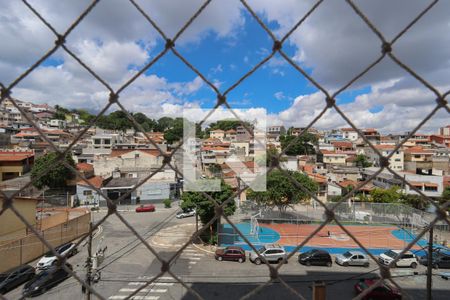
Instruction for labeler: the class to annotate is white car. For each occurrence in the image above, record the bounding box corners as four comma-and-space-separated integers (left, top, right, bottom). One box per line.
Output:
36, 243, 78, 271
378, 249, 418, 268
176, 209, 196, 219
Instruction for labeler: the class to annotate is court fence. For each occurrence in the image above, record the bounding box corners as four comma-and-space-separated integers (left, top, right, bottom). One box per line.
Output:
231, 201, 449, 246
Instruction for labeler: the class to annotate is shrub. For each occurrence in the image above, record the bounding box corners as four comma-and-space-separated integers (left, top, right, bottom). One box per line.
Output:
163, 199, 172, 208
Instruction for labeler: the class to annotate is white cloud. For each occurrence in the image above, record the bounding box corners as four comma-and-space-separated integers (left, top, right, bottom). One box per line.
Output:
274, 91, 285, 100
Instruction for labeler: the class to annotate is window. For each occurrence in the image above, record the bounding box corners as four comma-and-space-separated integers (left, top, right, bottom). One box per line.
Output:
424, 186, 437, 192
83, 190, 92, 196
104, 139, 111, 144
94, 139, 101, 144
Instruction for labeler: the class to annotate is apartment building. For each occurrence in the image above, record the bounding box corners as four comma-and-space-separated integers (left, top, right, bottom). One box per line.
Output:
341, 128, 359, 141
365, 145, 404, 171
362, 167, 444, 198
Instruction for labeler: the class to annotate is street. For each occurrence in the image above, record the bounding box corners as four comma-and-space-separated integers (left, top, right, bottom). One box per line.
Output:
3, 204, 450, 300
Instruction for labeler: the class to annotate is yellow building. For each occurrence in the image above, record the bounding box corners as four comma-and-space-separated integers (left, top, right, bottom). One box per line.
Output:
0, 150, 34, 182
0, 197, 39, 239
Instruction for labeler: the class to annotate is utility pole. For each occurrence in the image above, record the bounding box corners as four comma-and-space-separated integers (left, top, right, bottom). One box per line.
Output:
83, 222, 93, 300
426, 226, 433, 300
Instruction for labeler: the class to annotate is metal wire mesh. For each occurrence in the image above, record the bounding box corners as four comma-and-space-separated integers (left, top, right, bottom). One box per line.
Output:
0, 0, 448, 299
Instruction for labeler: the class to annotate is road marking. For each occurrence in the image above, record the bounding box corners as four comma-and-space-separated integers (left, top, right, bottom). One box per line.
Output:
129, 282, 174, 286
189, 261, 197, 265
129, 282, 146, 286
119, 288, 167, 293
109, 296, 160, 300
138, 276, 174, 280
183, 253, 204, 256
183, 257, 201, 260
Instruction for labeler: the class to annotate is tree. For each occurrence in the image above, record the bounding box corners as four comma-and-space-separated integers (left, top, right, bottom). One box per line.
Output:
280, 133, 317, 156
355, 154, 372, 168
264, 147, 287, 168
400, 194, 429, 210
369, 186, 401, 203
181, 181, 235, 230
155, 117, 175, 132
439, 186, 450, 211
31, 152, 76, 189
247, 170, 318, 212
164, 118, 184, 144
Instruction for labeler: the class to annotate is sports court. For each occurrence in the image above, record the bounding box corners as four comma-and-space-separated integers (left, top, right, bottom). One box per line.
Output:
219, 222, 429, 256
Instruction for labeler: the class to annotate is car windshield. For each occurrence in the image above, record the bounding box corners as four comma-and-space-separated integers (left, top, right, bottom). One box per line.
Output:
384, 250, 398, 258
258, 246, 266, 254
343, 251, 353, 258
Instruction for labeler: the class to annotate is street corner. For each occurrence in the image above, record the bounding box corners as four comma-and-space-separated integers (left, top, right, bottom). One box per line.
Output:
149, 223, 197, 249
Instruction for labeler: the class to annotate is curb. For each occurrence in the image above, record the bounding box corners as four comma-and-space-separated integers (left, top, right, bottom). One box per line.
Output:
191, 242, 215, 254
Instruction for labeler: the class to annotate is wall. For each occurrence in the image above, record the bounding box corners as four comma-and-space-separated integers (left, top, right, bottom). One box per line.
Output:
0, 211, 90, 273
76, 184, 101, 206
0, 198, 37, 236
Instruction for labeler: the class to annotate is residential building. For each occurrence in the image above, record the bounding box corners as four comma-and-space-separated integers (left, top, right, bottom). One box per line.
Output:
99, 173, 177, 206
362, 128, 381, 143
91, 133, 123, 149
280, 156, 298, 171
332, 141, 354, 152
404, 146, 434, 174
341, 128, 359, 141
365, 145, 404, 171
224, 129, 237, 142
76, 175, 104, 206
236, 125, 252, 142
267, 125, 286, 142
439, 125, 450, 136
93, 149, 163, 177
230, 141, 250, 157
430, 135, 450, 148
362, 167, 444, 198
0, 149, 34, 181
48, 119, 67, 129
210, 129, 225, 140
317, 150, 348, 166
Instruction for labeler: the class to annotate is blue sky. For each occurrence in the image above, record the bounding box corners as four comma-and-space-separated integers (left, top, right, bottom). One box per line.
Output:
1, 0, 448, 133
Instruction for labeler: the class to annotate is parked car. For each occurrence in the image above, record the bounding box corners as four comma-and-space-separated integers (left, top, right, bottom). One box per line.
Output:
135, 204, 155, 213
215, 246, 246, 263
354, 278, 401, 300
0, 265, 35, 294
419, 252, 450, 269
378, 249, 418, 268
249, 244, 287, 265
23, 264, 72, 297
36, 243, 78, 271
298, 249, 332, 267
335, 250, 370, 267
176, 209, 196, 219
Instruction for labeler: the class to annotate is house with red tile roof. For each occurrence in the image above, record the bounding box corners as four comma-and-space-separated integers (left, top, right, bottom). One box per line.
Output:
0, 149, 34, 181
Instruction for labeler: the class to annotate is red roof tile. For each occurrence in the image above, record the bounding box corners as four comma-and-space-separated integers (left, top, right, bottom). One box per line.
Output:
77, 176, 103, 189
76, 163, 94, 172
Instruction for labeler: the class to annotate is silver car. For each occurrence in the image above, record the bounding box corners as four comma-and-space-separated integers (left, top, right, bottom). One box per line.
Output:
335, 251, 369, 267
249, 244, 287, 265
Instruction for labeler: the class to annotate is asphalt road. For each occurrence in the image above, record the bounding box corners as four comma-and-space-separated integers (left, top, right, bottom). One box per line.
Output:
3, 204, 450, 300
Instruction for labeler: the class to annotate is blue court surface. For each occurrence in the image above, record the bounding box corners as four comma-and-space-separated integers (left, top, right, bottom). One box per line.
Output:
219, 223, 449, 256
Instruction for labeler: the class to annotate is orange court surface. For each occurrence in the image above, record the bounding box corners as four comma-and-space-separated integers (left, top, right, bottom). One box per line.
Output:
261, 223, 421, 250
